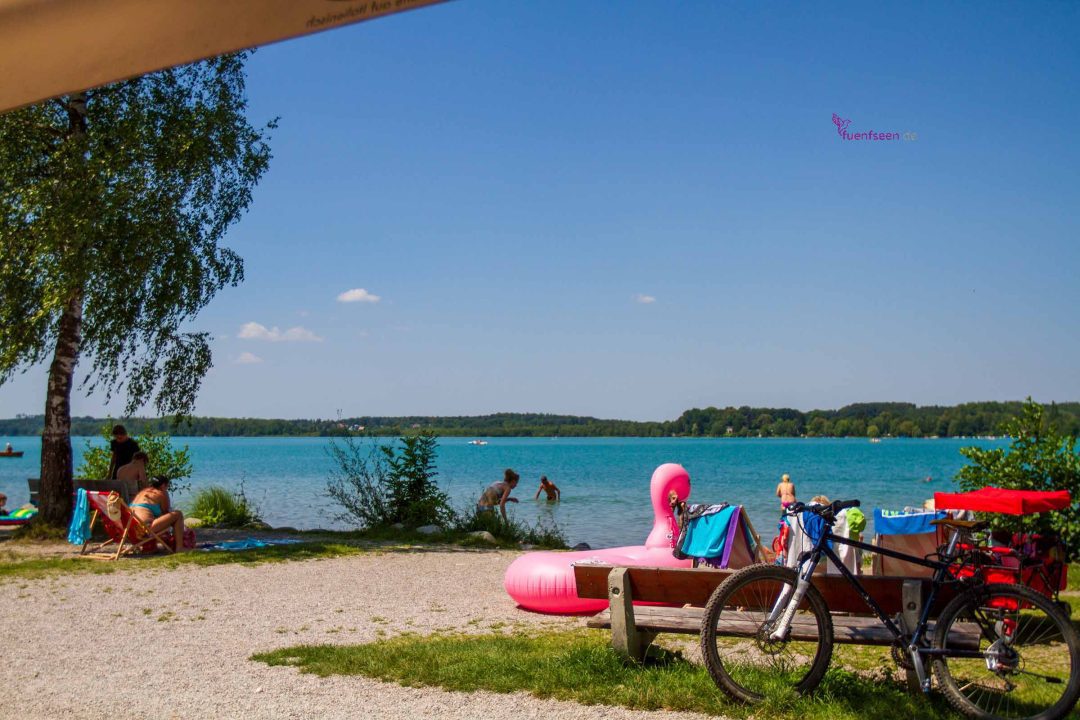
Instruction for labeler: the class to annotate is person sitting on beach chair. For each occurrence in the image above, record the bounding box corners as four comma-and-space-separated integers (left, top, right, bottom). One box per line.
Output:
116, 451, 149, 498
130, 476, 187, 553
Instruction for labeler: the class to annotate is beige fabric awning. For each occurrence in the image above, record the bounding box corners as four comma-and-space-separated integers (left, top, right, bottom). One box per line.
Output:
0, 0, 447, 113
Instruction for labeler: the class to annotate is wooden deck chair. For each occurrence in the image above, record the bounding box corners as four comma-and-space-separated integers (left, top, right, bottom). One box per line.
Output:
80, 490, 175, 560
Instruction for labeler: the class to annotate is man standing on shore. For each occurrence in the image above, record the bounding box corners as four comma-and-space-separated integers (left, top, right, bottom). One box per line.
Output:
107, 425, 140, 480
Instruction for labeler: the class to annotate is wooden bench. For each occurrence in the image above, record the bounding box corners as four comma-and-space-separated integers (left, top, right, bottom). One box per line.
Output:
28, 477, 133, 505
574, 564, 972, 669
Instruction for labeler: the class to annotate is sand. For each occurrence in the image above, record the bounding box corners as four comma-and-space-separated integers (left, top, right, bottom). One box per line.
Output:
1, 546, 713, 720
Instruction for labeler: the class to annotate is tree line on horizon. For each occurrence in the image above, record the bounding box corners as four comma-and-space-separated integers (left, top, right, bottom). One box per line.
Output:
2, 401, 1078, 439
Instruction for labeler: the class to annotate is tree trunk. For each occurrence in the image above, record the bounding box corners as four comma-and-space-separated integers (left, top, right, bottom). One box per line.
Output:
39, 290, 83, 526
38, 92, 89, 527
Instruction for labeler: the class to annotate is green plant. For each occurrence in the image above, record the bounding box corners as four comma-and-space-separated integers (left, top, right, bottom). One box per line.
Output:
187, 484, 263, 528
454, 507, 567, 549
0, 55, 274, 525
252, 630, 956, 720
326, 431, 452, 529
956, 398, 1080, 557
78, 422, 193, 493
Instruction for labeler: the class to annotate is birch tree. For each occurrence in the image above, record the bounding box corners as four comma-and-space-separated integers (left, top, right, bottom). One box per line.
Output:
0, 54, 273, 525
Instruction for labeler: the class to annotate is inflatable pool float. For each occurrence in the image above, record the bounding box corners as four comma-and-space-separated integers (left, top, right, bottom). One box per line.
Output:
0, 507, 37, 526
503, 463, 693, 614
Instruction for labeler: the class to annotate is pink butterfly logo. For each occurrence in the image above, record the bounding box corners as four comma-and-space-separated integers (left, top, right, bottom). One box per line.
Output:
832, 113, 852, 137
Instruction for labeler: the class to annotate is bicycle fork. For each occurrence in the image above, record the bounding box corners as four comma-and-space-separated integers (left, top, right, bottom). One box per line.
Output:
769, 555, 818, 641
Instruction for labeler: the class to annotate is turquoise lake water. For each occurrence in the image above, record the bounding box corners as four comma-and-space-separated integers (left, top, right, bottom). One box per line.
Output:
0, 436, 1008, 548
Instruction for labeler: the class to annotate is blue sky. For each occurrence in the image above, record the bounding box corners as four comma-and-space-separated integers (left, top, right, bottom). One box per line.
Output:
2, 1, 1079, 421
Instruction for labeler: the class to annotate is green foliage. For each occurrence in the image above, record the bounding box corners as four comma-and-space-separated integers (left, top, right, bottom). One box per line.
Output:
0, 55, 273, 418
252, 631, 956, 720
77, 422, 193, 492
381, 432, 451, 527
956, 398, 1080, 557
7, 401, 1080, 438
0, 541, 373, 580
454, 508, 567, 549
327, 431, 453, 529
187, 484, 263, 528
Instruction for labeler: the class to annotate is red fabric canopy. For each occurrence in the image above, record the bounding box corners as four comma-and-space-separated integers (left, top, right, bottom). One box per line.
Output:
934, 487, 1073, 515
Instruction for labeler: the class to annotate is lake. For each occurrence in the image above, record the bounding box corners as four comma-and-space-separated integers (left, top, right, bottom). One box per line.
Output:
0, 436, 1007, 548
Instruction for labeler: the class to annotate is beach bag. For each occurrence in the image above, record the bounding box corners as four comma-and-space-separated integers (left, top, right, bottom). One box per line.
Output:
106, 491, 124, 525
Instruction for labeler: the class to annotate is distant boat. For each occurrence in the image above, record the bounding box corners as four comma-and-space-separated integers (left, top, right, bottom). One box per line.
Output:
0, 450, 24, 457
467, 440, 488, 446
869, 438, 881, 444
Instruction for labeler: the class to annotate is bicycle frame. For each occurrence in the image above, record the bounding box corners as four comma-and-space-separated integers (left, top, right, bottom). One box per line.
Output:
768, 517, 986, 690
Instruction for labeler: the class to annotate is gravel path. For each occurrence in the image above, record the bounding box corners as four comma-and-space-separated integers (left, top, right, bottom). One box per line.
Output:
2, 547, 714, 720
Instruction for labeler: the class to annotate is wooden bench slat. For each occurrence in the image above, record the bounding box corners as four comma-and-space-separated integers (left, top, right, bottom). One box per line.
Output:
573, 564, 958, 615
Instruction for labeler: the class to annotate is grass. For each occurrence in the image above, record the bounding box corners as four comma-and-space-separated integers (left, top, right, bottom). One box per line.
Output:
0, 541, 377, 580
252, 629, 960, 720
453, 508, 568, 548
187, 485, 263, 528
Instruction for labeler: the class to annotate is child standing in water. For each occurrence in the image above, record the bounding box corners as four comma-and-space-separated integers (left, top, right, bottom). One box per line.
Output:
534, 476, 561, 502
776, 473, 797, 509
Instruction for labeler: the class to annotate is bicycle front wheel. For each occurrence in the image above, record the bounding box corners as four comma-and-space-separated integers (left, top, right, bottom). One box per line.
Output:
932, 583, 1080, 720
700, 564, 834, 703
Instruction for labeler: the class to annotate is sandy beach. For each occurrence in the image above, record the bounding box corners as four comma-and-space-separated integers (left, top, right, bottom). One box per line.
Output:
1, 545, 714, 720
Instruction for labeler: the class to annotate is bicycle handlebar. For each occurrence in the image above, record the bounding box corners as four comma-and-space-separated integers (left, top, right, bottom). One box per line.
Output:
785, 499, 860, 522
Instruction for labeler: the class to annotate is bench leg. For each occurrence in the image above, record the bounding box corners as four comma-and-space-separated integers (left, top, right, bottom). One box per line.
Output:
901, 579, 924, 693
608, 567, 656, 663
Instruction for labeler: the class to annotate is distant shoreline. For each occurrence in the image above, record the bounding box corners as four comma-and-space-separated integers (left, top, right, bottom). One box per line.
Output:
1, 401, 1076, 439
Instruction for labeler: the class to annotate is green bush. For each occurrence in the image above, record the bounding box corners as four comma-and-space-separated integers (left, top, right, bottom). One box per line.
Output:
326, 431, 453, 529
187, 485, 263, 528
78, 422, 193, 492
957, 398, 1080, 557
454, 507, 567, 549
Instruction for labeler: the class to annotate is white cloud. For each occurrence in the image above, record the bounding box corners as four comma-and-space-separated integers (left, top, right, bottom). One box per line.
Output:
337, 288, 381, 304
634, 293, 657, 304
238, 321, 323, 342
235, 352, 263, 365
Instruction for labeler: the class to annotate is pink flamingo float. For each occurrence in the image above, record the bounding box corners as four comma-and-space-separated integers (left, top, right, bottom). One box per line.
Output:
503, 463, 693, 614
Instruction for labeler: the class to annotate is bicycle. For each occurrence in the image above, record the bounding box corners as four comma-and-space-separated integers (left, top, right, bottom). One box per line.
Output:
700, 499, 1080, 720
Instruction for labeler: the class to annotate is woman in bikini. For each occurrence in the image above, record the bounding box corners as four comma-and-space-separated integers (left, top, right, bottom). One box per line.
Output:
130, 476, 187, 552
477, 469, 520, 521
775, 473, 797, 510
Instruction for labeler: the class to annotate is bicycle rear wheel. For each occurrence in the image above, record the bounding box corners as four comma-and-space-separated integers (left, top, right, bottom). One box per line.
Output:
700, 564, 833, 703
932, 583, 1080, 720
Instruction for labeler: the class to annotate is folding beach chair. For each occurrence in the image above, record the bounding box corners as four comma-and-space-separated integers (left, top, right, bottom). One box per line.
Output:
80, 490, 175, 560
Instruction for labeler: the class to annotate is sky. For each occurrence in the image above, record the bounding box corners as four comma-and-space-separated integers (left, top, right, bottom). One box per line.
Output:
2, 1, 1079, 422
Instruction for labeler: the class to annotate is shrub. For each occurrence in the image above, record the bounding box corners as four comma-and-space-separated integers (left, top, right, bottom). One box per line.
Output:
956, 398, 1080, 557
78, 422, 193, 493
327, 431, 453, 529
454, 507, 567, 549
187, 484, 263, 528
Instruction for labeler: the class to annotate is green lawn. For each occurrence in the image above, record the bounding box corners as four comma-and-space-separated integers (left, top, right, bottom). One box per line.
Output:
252, 629, 960, 720
0, 540, 384, 580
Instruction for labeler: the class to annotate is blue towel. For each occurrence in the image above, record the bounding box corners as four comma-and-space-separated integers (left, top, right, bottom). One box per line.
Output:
67, 488, 90, 545
679, 505, 739, 559
198, 538, 303, 552
874, 509, 945, 536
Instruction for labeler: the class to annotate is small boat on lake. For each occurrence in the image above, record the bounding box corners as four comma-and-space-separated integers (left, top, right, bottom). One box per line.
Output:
467, 440, 488, 446
0, 450, 24, 457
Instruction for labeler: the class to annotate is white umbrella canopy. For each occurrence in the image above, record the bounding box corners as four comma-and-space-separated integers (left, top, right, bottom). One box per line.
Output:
0, 0, 447, 113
